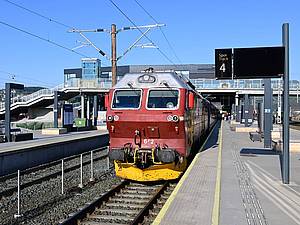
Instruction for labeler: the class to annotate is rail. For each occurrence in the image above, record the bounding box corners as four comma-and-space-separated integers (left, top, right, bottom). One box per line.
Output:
0, 146, 110, 219
60, 180, 172, 225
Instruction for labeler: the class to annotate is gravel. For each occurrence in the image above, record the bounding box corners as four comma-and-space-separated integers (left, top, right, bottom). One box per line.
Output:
0, 151, 121, 225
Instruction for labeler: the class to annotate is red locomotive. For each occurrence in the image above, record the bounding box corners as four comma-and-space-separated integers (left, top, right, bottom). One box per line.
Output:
105, 69, 218, 181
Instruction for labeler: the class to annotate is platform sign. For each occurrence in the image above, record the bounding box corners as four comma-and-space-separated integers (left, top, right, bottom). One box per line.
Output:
233, 46, 284, 79
215, 49, 232, 80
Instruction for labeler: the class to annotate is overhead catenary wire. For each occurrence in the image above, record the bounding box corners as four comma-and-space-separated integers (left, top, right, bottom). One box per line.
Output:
0, 69, 56, 87
0, 20, 91, 58
1, 0, 110, 66
108, 0, 176, 65
2, 0, 73, 29
133, 0, 182, 64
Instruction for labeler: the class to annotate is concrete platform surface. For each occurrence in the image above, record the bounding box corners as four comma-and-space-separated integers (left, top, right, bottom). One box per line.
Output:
0, 130, 107, 154
153, 121, 300, 225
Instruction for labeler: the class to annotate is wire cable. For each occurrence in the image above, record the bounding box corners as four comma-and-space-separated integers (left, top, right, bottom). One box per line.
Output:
133, 0, 182, 64
1, 0, 111, 66
0, 69, 56, 87
108, 0, 176, 65
0, 20, 90, 58
2, 0, 73, 29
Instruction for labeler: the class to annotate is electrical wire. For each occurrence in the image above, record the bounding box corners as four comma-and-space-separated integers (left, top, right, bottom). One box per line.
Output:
2, 0, 73, 29
1, 0, 111, 66
0, 20, 93, 58
108, 0, 176, 65
0, 69, 56, 87
133, 0, 182, 64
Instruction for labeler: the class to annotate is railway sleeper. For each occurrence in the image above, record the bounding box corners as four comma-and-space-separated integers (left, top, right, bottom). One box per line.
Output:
125, 186, 158, 192
86, 214, 134, 223
95, 208, 139, 216
105, 202, 145, 209
80, 222, 127, 225
109, 197, 149, 204
115, 193, 153, 199
121, 189, 152, 195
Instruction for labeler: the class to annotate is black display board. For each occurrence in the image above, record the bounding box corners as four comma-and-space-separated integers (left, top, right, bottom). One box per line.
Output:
215, 48, 232, 79
233, 46, 284, 78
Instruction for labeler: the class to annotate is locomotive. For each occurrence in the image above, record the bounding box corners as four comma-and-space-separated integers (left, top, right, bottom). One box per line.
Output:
105, 69, 218, 181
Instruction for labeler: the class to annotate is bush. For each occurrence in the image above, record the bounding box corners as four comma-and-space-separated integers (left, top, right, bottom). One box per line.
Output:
16, 122, 53, 130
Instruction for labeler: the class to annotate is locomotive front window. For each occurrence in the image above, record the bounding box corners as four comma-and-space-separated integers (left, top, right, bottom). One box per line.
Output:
147, 90, 179, 109
112, 90, 141, 109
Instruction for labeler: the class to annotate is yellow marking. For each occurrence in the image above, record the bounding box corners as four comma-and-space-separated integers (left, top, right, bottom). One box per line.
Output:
211, 120, 223, 225
152, 153, 201, 225
152, 121, 221, 225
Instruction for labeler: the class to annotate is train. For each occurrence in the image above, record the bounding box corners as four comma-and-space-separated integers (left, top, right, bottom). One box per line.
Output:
105, 68, 219, 181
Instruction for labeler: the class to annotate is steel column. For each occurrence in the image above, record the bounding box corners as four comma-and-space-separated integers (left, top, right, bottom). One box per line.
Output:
282, 23, 290, 184
54, 91, 58, 128
5, 83, 11, 142
244, 94, 249, 127
263, 79, 273, 148
81, 94, 85, 119
93, 95, 98, 127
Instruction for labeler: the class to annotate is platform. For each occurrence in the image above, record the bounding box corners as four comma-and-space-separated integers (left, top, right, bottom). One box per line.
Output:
0, 130, 109, 176
153, 121, 300, 225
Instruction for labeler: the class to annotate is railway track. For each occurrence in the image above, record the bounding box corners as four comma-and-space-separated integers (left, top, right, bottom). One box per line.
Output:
60, 180, 177, 225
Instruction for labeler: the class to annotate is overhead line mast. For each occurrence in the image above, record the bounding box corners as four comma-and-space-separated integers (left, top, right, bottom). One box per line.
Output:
69, 23, 165, 86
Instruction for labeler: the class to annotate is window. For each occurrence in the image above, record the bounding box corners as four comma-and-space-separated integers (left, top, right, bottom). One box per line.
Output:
147, 90, 179, 109
112, 90, 141, 109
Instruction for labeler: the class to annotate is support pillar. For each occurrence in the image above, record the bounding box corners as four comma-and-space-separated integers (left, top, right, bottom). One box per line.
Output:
87, 96, 90, 120
54, 91, 58, 128
263, 79, 272, 148
244, 94, 249, 127
282, 23, 290, 184
5, 83, 11, 142
81, 95, 85, 119
93, 95, 98, 127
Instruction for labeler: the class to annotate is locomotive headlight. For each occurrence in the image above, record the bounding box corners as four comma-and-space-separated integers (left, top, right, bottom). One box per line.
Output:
167, 115, 179, 122
172, 115, 179, 122
107, 115, 114, 122
167, 115, 173, 122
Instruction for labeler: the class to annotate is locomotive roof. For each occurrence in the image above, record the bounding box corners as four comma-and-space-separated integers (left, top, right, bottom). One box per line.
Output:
113, 71, 194, 90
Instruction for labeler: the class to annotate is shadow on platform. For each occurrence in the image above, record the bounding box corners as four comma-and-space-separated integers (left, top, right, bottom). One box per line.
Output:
240, 148, 280, 156
201, 121, 221, 152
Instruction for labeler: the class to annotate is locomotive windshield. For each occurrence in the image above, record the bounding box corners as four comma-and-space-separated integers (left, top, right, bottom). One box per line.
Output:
112, 90, 141, 109
147, 90, 179, 109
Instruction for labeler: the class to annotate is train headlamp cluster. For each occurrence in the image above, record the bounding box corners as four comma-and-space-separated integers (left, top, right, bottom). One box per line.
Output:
107, 115, 120, 122
138, 74, 156, 83
167, 115, 179, 122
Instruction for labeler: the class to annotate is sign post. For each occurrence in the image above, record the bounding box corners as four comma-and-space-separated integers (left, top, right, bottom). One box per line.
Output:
282, 23, 290, 184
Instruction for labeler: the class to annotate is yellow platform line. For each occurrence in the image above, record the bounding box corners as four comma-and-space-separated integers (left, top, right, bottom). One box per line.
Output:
152, 121, 221, 225
211, 121, 223, 225
152, 152, 200, 225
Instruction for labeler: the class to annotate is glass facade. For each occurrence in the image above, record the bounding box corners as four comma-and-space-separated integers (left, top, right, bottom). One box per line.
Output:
82, 58, 101, 80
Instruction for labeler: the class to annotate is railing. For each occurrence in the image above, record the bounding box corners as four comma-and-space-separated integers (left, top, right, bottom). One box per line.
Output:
0, 79, 112, 111
1, 77, 300, 112
190, 78, 300, 90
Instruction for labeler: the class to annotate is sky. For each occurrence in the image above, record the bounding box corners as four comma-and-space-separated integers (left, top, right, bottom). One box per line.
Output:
0, 0, 299, 88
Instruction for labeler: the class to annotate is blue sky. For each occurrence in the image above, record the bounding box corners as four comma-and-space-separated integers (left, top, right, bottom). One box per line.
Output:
0, 0, 299, 88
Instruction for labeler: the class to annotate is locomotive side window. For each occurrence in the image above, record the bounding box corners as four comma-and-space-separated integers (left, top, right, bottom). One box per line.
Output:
147, 90, 178, 109
112, 90, 141, 109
